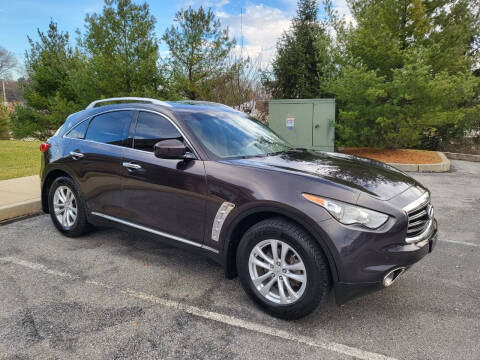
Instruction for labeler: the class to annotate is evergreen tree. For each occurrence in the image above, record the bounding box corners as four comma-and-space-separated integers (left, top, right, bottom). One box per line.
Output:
24, 21, 78, 110
0, 105, 9, 139
162, 6, 235, 100
329, 0, 480, 148
81, 0, 161, 97
265, 0, 333, 99
16, 20, 83, 138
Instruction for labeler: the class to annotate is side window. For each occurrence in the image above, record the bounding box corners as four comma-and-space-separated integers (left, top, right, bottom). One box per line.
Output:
65, 119, 89, 139
85, 111, 132, 146
133, 112, 181, 152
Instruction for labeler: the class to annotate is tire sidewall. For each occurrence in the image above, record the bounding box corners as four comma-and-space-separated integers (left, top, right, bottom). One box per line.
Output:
237, 219, 329, 317
48, 176, 88, 237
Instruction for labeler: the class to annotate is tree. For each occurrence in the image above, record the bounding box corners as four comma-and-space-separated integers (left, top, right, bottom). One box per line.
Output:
264, 0, 333, 99
17, 20, 83, 138
208, 54, 264, 109
0, 47, 17, 79
14, 0, 166, 139
81, 0, 162, 97
24, 21, 79, 110
163, 6, 235, 100
9, 105, 51, 140
0, 105, 9, 139
328, 0, 480, 148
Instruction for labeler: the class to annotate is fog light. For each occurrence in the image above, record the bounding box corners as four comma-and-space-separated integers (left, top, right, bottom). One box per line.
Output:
383, 267, 406, 287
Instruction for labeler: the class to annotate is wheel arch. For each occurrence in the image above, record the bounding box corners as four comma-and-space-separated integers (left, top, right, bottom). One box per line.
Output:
41, 168, 77, 213
222, 205, 339, 284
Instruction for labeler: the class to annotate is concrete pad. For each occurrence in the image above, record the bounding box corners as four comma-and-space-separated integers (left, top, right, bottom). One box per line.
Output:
418, 162, 448, 172
0, 175, 40, 207
444, 152, 480, 162
0, 175, 41, 221
0, 198, 42, 222
418, 163, 443, 172
417, 152, 450, 172
387, 162, 419, 172
388, 152, 450, 172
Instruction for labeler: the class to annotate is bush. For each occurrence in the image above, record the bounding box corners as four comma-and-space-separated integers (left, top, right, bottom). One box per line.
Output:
0, 105, 9, 139
9, 105, 51, 140
330, 60, 480, 149
326, 0, 480, 149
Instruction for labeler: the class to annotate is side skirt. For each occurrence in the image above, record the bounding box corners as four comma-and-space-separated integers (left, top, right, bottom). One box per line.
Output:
91, 211, 219, 255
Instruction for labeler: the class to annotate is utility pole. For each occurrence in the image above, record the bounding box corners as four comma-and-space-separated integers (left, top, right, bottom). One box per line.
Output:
2, 80, 6, 106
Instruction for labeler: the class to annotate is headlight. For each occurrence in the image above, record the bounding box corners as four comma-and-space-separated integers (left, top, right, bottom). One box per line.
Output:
302, 193, 389, 229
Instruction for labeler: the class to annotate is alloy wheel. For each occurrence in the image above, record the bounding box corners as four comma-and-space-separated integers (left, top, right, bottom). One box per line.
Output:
53, 185, 78, 230
248, 239, 307, 304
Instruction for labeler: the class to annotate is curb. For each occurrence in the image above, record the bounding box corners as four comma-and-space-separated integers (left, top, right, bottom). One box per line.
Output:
386, 152, 450, 173
0, 199, 42, 223
443, 152, 480, 162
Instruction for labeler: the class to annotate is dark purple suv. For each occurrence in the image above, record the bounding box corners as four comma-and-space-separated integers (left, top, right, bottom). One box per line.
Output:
40, 97, 437, 319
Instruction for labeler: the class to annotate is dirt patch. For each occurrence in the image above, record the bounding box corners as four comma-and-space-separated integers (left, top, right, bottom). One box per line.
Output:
344, 148, 442, 164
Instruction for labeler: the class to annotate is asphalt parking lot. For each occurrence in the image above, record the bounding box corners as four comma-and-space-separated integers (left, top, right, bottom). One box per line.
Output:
0, 159, 479, 360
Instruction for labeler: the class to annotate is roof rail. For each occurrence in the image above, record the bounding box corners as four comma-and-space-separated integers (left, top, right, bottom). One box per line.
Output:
86, 97, 172, 109
175, 100, 231, 108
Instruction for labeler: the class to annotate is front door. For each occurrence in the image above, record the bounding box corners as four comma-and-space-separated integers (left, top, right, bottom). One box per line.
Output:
121, 111, 207, 245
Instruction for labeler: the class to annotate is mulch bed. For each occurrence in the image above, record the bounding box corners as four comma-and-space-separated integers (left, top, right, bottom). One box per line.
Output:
344, 147, 442, 164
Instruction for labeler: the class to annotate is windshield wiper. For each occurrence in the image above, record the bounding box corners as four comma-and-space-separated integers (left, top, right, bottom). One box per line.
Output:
278, 147, 307, 155
261, 149, 301, 157
236, 148, 306, 159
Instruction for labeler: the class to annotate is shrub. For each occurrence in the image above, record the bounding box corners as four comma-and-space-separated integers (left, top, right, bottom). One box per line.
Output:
9, 105, 51, 140
0, 105, 9, 139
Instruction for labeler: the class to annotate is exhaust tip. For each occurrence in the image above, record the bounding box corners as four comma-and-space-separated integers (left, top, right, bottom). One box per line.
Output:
383, 267, 406, 287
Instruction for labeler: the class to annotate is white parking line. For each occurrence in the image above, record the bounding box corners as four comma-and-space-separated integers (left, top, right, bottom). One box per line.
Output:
0, 256, 397, 360
439, 239, 480, 248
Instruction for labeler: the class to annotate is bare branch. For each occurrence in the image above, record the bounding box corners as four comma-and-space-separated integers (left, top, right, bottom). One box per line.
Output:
0, 46, 17, 79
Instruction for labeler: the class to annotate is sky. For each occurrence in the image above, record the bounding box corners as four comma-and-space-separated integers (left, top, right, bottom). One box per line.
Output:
0, 0, 350, 79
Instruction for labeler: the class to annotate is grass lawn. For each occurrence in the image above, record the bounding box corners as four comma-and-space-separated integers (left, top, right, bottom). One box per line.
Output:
0, 140, 42, 181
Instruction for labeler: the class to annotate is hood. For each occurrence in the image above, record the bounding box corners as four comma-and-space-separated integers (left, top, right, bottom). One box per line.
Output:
227, 150, 419, 201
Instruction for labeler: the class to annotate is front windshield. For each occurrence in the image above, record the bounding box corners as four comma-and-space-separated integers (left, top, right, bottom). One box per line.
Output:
179, 109, 293, 158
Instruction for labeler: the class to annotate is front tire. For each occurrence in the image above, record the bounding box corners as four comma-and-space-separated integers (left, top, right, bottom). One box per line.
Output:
236, 217, 330, 320
48, 176, 91, 237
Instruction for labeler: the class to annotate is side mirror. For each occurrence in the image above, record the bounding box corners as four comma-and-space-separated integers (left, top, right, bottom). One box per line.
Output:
153, 139, 193, 159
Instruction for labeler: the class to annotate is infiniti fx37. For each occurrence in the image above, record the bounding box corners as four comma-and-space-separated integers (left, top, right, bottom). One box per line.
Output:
40, 98, 438, 319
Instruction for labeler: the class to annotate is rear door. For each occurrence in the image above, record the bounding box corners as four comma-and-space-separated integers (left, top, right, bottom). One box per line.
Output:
63, 110, 134, 218
121, 111, 207, 245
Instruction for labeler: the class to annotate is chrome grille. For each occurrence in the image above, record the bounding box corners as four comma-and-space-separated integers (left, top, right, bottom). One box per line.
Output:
404, 192, 434, 243
407, 203, 430, 237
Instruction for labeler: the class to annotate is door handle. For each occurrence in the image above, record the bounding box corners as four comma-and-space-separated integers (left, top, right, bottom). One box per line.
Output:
70, 151, 84, 159
122, 162, 142, 170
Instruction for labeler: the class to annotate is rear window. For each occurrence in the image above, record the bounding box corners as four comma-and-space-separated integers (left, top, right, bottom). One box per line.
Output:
85, 111, 133, 146
65, 120, 89, 139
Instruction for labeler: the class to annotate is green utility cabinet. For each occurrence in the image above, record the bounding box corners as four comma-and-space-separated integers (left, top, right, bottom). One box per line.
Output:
268, 99, 335, 152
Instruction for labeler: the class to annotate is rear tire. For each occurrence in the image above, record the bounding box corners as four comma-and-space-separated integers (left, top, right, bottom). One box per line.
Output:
48, 176, 91, 237
236, 217, 330, 320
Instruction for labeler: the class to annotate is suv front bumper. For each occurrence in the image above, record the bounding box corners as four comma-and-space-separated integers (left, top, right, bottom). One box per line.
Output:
333, 219, 437, 304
